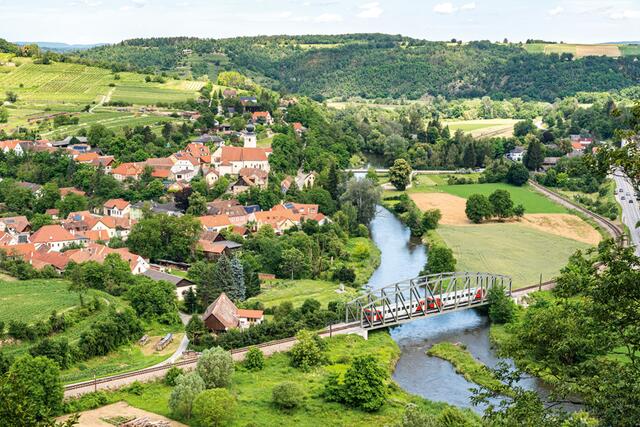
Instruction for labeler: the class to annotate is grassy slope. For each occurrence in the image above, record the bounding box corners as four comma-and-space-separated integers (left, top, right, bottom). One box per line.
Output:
0, 279, 182, 383
438, 223, 590, 288
68, 332, 480, 426
247, 279, 356, 309
427, 342, 508, 395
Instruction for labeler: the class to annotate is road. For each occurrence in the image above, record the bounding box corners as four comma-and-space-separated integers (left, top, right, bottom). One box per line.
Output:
612, 173, 640, 255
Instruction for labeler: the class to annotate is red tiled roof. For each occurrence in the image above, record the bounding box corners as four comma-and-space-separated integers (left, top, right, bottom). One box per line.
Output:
60, 187, 86, 197
75, 152, 99, 162
199, 215, 232, 229
218, 147, 269, 163
30, 225, 77, 243
237, 309, 263, 319
111, 162, 144, 177
104, 198, 130, 210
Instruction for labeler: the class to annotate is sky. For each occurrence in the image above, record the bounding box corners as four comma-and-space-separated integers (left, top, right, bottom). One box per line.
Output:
1, 0, 640, 45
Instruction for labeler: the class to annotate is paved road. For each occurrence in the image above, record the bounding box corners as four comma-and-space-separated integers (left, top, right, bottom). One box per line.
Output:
612, 173, 640, 255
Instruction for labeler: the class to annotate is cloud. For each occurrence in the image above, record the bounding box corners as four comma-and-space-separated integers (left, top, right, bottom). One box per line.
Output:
548, 6, 564, 16
434, 2, 456, 14
315, 13, 343, 22
609, 9, 640, 19
433, 2, 476, 14
131, 0, 146, 7
358, 2, 383, 18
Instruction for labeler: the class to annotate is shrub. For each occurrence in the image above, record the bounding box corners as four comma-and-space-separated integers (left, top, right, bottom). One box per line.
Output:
437, 406, 475, 426
28, 338, 73, 369
272, 382, 304, 410
422, 246, 457, 275
196, 347, 234, 389
244, 347, 264, 371
341, 355, 388, 412
333, 266, 356, 284
488, 285, 517, 324
506, 163, 530, 186
192, 388, 236, 427
164, 366, 184, 386
289, 330, 327, 371
169, 372, 206, 420
422, 209, 442, 231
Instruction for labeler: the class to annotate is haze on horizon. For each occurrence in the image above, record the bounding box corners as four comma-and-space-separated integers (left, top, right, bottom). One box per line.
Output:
1, 0, 640, 45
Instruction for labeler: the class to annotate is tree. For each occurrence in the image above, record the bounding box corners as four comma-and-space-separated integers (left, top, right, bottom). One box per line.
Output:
192, 388, 236, 427
281, 247, 309, 280
422, 246, 456, 275
185, 316, 209, 347
340, 178, 382, 226
196, 347, 234, 389
30, 213, 54, 232
524, 138, 544, 171
514, 119, 536, 137
127, 214, 201, 262
289, 330, 327, 371
341, 355, 388, 412
506, 162, 529, 186
55, 193, 88, 218
489, 189, 514, 219
126, 278, 179, 323
189, 261, 218, 307
272, 382, 304, 410
465, 194, 493, 223
421, 209, 442, 231
213, 254, 236, 298
0, 355, 63, 426
487, 285, 516, 324
0, 107, 8, 124
326, 162, 340, 200
244, 347, 264, 371
169, 372, 206, 420
389, 158, 412, 191
229, 257, 245, 301
5, 91, 18, 103
68, 264, 89, 306
186, 191, 207, 216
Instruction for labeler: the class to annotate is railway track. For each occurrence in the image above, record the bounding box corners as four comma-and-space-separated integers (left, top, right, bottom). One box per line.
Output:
64, 323, 361, 394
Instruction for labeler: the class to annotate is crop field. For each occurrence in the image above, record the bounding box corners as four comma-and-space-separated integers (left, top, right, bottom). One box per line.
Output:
444, 119, 518, 138
40, 110, 187, 139
0, 60, 200, 105
438, 223, 591, 289
406, 178, 567, 214
522, 43, 633, 58
0, 279, 89, 324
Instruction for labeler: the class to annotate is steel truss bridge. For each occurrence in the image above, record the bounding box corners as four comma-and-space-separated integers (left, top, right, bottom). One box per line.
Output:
345, 272, 512, 330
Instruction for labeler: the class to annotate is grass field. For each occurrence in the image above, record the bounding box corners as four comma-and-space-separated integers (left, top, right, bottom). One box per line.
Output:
521, 43, 638, 58
405, 177, 567, 214
247, 279, 356, 309
0, 279, 109, 324
437, 223, 591, 288
444, 119, 518, 138
64, 332, 479, 426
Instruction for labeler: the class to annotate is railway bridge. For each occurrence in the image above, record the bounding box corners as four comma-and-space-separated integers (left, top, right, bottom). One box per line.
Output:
345, 272, 512, 330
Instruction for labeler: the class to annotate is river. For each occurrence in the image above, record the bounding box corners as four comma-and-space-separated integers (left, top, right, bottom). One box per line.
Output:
367, 205, 566, 412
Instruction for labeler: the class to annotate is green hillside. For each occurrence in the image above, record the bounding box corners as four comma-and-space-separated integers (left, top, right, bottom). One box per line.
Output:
71, 35, 640, 102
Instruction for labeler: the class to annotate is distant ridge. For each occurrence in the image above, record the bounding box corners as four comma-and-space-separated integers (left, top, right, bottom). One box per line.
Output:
14, 41, 107, 52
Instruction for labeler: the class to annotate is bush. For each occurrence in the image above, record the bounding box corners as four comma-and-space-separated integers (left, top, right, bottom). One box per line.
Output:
488, 285, 516, 324
422, 246, 457, 275
506, 163, 530, 186
62, 391, 110, 413
169, 372, 206, 420
289, 330, 327, 371
192, 388, 236, 427
28, 338, 73, 369
164, 366, 184, 386
196, 347, 234, 389
340, 355, 388, 412
422, 209, 442, 231
244, 347, 264, 371
333, 266, 356, 284
272, 381, 304, 410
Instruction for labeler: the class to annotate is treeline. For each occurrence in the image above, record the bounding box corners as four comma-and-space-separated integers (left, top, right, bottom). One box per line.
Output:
70, 35, 640, 101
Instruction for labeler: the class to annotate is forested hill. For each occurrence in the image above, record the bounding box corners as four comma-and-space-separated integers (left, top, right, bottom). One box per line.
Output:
0, 39, 20, 54
71, 34, 640, 101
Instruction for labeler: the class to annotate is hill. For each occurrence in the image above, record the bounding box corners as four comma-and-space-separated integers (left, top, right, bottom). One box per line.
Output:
71, 34, 640, 102
0, 38, 20, 54
15, 41, 107, 52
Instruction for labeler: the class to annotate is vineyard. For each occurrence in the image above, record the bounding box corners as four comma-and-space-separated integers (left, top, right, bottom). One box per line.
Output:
0, 59, 201, 104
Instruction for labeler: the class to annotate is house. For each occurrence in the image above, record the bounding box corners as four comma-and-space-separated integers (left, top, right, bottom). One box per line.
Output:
542, 157, 560, 171
103, 199, 131, 218
64, 243, 149, 274
111, 162, 145, 181
292, 122, 306, 136
29, 225, 86, 252
282, 170, 316, 193
206, 200, 251, 225
0, 140, 28, 155
130, 201, 183, 220
183, 143, 211, 162
198, 239, 242, 259
253, 211, 298, 234
222, 89, 237, 99
59, 187, 86, 198
506, 147, 526, 162
74, 152, 100, 163
45, 209, 60, 220
204, 169, 220, 187
0, 216, 31, 233
571, 142, 585, 153
232, 168, 268, 194
252, 111, 273, 125
203, 292, 263, 332
239, 96, 260, 112
141, 269, 195, 300
194, 134, 225, 147
17, 182, 43, 197
199, 215, 233, 232
211, 146, 271, 175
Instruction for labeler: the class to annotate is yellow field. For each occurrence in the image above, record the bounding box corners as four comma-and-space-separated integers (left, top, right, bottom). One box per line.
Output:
525, 43, 623, 58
